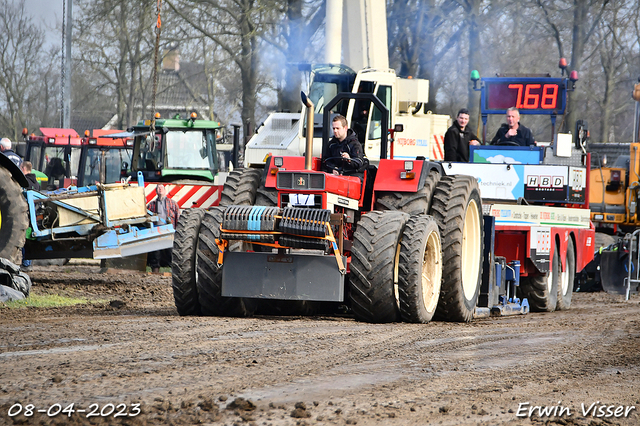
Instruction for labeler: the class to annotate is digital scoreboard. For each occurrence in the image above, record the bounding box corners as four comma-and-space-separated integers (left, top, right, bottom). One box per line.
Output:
481, 77, 568, 115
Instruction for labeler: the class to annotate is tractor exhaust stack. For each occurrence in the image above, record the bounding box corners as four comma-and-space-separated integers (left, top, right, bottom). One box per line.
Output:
301, 91, 314, 170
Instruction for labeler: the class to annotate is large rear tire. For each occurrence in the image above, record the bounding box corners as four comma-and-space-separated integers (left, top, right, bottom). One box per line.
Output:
0, 168, 28, 264
557, 237, 575, 310
397, 215, 443, 323
429, 175, 483, 322
520, 242, 559, 312
374, 169, 440, 215
219, 168, 262, 206
349, 210, 409, 323
196, 207, 256, 317
171, 208, 205, 316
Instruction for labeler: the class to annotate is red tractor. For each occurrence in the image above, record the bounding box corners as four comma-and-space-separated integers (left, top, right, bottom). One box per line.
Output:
171, 93, 485, 323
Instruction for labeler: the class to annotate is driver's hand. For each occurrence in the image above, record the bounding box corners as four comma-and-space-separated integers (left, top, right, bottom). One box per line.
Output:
341, 152, 350, 160
470, 139, 480, 146
332, 170, 340, 175
507, 129, 517, 137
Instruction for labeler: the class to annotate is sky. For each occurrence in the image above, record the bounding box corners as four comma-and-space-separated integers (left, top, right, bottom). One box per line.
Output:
23, 0, 63, 44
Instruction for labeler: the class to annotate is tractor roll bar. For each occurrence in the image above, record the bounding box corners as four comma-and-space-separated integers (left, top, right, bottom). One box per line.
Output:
322, 92, 390, 160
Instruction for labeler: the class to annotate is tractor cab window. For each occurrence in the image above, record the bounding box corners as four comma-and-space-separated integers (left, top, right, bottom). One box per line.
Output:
351, 81, 376, 145
368, 85, 392, 141
165, 130, 214, 170
27, 144, 43, 172
304, 65, 356, 139
84, 147, 133, 185
42, 146, 81, 183
43, 148, 67, 182
135, 133, 163, 171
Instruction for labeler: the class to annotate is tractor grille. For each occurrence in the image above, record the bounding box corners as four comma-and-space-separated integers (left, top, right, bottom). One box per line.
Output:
277, 172, 325, 191
280, 193, 323, 208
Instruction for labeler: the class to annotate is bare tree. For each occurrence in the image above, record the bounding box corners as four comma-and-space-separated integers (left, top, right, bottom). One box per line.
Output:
168, 0, 284, 135
74, 0, 160, 129
532, 0, 610, 132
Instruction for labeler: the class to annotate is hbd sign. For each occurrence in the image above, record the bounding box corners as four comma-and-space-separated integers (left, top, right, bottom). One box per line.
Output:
527, 175, 565, 188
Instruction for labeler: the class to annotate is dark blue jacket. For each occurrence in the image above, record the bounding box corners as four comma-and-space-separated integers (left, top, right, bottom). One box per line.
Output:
490, 123, 535, 146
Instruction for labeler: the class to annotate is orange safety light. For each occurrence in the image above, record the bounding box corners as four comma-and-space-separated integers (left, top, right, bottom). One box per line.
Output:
190, 112, 198, 119
84, 130, 90, 137
155, 112, 161, 119
22, 128, 28, 136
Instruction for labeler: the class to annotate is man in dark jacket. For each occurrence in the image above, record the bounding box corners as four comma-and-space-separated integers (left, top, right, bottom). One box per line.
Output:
0, 138, 22, 167
324, 115, 365, 176
444, 108, 481, 162
20, 161, 40, 190
490, 107, 536, 146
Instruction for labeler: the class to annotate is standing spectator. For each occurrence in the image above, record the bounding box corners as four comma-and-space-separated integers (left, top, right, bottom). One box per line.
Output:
490, 107, 536, 146
146, 184, 179, 273
0, 138, 22, 167
444, 108, 481, 162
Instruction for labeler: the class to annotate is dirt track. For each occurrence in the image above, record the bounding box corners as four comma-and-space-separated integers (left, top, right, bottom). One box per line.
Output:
1, 264, 639, 426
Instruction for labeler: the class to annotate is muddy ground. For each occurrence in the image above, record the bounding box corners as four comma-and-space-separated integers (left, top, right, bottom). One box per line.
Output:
1, 263, 639, 426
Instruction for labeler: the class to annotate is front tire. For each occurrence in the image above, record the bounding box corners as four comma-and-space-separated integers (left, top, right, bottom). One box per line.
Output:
171, 208, 205, 316
0, 168, 28, 264
397, 215, 443, 323
556, 238, 575, 310
196, 207, 256, 317
429, 175, 483, 322
520, 242, 559, 312
349, 211, 409, 323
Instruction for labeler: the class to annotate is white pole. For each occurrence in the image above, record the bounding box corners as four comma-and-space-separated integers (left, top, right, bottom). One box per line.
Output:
325, 0, 342, 64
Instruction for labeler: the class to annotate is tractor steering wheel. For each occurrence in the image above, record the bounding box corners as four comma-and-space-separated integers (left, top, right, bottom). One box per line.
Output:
496, 140, 521, 147
323, 156, 352, 173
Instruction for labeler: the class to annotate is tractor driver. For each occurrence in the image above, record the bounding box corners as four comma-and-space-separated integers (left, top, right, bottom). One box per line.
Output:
490, 107, 536, 146
324, 115, 365, 177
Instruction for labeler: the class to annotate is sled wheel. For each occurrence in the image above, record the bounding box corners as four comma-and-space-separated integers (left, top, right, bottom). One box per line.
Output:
556, 237, 575, 310
520, 242, 559, 312
398, 214, 442, 323
374, 169, 440, 215
429, 175, 483, 322
219, 168, 262, 206
196, 207, 256, 317
171, 208, 205, 316
0, 167, 28, 264
349, 210, 409, 323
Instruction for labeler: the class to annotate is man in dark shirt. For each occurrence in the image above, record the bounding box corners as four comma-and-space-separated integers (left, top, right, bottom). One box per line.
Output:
490, 107, 536, 146
20, 161, 40, 190
324, 115, 365, 177
444, 108, 480, 162
0, 138, 22, 167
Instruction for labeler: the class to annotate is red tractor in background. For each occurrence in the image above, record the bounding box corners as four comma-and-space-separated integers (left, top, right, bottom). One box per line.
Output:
76, 129, 133, 187
170, 92, 486, 323
22, 128, 83, 189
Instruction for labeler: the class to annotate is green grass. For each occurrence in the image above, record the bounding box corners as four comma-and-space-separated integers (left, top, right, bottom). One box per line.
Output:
1, 294, 106, 309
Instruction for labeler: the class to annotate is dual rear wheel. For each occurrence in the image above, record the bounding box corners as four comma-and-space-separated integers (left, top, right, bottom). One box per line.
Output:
349, 175, 484, 323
